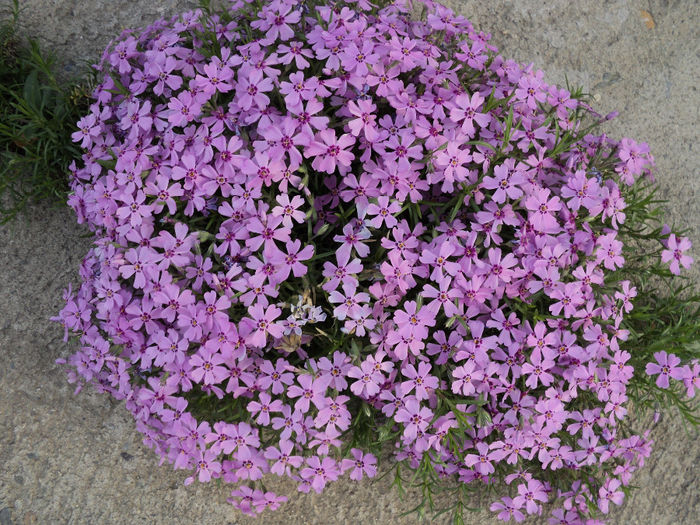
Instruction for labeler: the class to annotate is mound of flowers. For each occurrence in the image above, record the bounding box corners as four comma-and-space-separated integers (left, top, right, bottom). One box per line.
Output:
54, 0, 699, 522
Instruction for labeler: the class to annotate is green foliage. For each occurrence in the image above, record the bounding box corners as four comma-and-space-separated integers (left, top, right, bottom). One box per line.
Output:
616, 182, 700, 424
0, 0, 94, 223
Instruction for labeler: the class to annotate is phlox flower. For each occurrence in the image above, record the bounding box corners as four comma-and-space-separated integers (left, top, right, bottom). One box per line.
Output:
645, 351, 684, 388
277, 41, 313, 69
490, 497, 525, 523
347, 360, 383, 398
300, 456, 340, 493
333, 222, 371, 261
185, 447, 222, 486
347, 98, 380, 141
54, 1, 699, 520
421, 278, 461, 318
251, 1, 301, 44
236, 69, 273, 110
400, 362, 439, 400
264, 439, 303, 476
451, 360, 484, 396
240, 303, 283, 348
595, 233, 625, 270
306, 129, 356, 174
525, 187, 562, 233
322, 251, 363, 293
365, 196, 402, 229
597, 478, 624, 514
247, 392, 284, 425
464, 442, 498, 475
394, 398, 433, 441
521, 347, 556, 389
340, 449, 377, 481
286, 374, 332, 413
450, 91, 491, 137
661, 234, 693, 275
513, 479, 548, 515
434, 142, 472, 192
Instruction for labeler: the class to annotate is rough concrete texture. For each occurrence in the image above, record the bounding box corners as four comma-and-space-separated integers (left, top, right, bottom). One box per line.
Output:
0, 0, 697, 524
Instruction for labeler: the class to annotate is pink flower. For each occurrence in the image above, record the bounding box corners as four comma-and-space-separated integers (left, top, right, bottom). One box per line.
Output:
434, 142, 472, 192
394, 398, 433, 441
189, 347, 228, 385
451, 360, 484, 396
598, 478, 624, 514
450, 91, 491, 137
481, 161, 525, 203
247, 392, 283, 425
271, 193, 306, 228
490, 497, 525, 523
251, 2, 301, 44
236, 69, 274, 110
525, 187, 562, 233
521, 348, 556, 389
340, 449, 378, 481
393, 300, 435, 339
322, 250, 363, 292
513, 479, 548, 515
661, 234, 693, 275
465, 442, 497, 475
264, 439, 303, 476
347, 98, 379, 141
305, 129, 356, 174
645, 351, 684, 388
365, 196, 401, 228
287, 374, 332, 413
72, 114, 100, 148
347, 360, 382, 398
185, 447, 222, 485
241, 303, 283, 348
333, 222, 371, 261
300, 455, 340, 493
400, 362, 438, 400
596, 233, 625, 270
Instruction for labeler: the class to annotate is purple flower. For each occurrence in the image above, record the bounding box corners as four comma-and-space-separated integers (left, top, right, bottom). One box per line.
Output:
189, 347, 227, 385
394, 398, 433, 441
300, 456, 340, 493
264, 439, 303, 476
451, 360, 485, 396
347, 360, 382, 398
240, 303, 283, 348
322, 251, 363, 293
464, 442, 497, 475
365, 196, 402, 229
286, 374, 332, 413
247, 392, 283, 425
661, 234, 693, 275
400, 362, 439, 400
645, 351, 684, 388
55, 1, 698, 520
305, 129, 356, 174
513, 479, 548, 515
450, 91, 491, 137
340, 448, 377, 481
490, 497, 525, 523
598, 478, 624, 514
525, 187, 562, 233
185, 447, 222, 485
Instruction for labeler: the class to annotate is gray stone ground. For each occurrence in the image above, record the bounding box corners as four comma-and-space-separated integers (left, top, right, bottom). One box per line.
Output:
0, 1, 698, 524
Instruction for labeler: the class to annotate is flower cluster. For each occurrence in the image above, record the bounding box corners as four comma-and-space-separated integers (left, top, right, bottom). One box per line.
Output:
55, 0, 698, 522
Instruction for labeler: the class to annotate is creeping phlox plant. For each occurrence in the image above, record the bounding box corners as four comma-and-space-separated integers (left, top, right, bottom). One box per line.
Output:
54, 0, 700, 522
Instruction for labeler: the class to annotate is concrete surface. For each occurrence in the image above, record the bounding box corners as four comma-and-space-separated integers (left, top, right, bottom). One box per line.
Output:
0, 0, 698, 524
